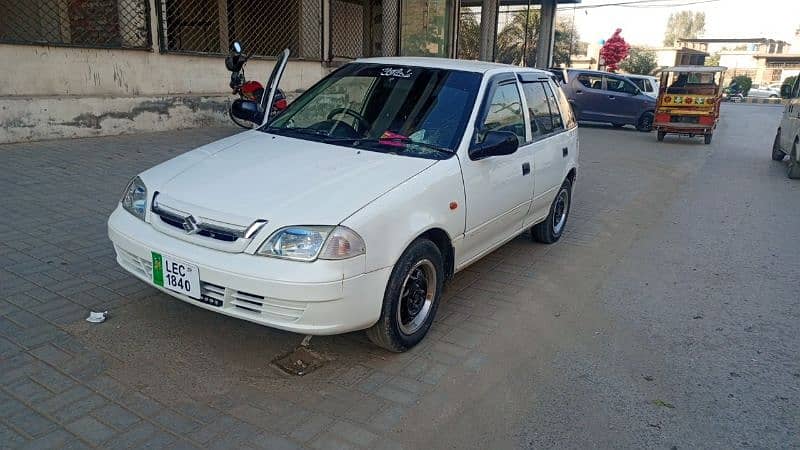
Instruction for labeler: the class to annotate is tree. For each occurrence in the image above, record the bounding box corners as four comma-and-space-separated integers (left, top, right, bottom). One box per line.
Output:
600, 29, 630, 72
663, 11, 706, 47
553, 17, 585, 66
619, 47, 657, 74
731, 75, 753, 96
495, 9, 540, 65
457, 11, 481, 59
781, 75, 797, 98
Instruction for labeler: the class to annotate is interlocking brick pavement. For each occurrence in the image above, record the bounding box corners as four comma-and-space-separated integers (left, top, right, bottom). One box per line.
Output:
0, 127, 609, 449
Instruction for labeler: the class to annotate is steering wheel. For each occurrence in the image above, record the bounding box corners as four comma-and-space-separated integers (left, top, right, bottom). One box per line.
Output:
326, 108, 370, 134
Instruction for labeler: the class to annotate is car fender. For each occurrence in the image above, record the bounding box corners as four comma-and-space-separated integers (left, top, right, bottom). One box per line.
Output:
340, 157, 466, 273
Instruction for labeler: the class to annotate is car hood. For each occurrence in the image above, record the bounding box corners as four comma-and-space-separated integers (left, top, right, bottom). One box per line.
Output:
152, 131, 437, 227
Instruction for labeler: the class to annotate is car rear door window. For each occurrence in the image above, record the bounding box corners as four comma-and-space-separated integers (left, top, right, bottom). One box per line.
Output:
521, 82, 554, 140
577, 73, 603, 90
542, 83, 565, 132
551, 82, 577, 129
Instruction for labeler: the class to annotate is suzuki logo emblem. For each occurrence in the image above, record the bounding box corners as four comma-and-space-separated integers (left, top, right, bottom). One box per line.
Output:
182, 216, 199, 234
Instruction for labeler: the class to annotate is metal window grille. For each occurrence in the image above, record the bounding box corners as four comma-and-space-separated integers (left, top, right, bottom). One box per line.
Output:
330, 0, 363, 59
0, 0, 151, 49
158, 0, 321, 59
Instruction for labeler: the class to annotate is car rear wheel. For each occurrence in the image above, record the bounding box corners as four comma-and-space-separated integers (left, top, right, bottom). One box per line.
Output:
788, 144, 800, 179
772, 133, 786, 161
532, 179, 572, 244
657, 131, 666, 142
636, 112, 654, 132
704, 133, 713, 145
367, 239, 444, 352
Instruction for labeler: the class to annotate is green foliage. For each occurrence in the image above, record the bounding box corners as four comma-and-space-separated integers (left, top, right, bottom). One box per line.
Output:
705, 53, 720, 66
553, 17, 583, 66
619, 47, 658, 75
663, 11, 706, 47
732, 75, 753, 96
457, 12, 480, 59
496, 9, 539, 65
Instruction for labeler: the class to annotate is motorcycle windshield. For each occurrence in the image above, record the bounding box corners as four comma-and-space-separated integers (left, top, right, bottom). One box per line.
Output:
260, 48, 290, 126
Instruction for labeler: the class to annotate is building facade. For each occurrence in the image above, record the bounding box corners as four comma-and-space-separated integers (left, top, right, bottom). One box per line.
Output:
0, 0, 577, 144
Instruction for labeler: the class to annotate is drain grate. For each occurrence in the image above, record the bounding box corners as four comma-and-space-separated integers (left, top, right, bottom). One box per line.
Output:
272, 346, 328, 376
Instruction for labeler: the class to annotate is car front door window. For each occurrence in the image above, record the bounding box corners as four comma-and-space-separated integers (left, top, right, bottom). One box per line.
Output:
606, 77, 638, 95
477, 81, 526, 145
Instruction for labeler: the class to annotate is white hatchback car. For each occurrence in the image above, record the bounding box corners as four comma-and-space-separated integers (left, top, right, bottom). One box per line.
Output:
108, 55, 579, 351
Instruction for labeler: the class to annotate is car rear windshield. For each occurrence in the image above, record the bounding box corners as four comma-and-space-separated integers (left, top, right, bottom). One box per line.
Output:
264, 63, 482, 158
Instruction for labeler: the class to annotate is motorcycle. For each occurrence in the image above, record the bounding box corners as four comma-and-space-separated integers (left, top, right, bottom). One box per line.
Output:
225, 41, 288, 128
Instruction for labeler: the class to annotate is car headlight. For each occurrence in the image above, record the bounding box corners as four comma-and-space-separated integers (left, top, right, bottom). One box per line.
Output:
257, 226, 365, 261
121, 176, 147, 221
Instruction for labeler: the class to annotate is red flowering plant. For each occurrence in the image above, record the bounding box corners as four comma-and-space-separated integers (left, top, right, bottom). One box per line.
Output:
600, 28, 630, 72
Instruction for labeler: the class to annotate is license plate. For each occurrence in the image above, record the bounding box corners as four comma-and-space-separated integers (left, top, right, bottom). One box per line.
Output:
151, 252, 201, 299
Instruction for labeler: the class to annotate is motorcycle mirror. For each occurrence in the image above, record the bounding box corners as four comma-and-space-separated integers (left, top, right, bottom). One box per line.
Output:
230, 41, 242, 54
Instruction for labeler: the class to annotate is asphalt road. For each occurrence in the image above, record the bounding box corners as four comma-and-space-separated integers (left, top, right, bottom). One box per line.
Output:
1, 103, 796, 449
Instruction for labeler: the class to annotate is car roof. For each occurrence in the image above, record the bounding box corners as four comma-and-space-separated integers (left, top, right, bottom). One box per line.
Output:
566, 69, 627, 77
624, 74, 657, 79
663, 65, 727, 73
354, 56, 550, 75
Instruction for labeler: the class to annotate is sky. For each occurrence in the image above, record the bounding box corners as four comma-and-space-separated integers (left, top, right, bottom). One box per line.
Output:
558, 0, 799, 48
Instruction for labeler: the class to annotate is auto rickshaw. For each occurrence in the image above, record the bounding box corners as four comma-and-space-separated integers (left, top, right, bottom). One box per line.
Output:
654, 66, 727, 144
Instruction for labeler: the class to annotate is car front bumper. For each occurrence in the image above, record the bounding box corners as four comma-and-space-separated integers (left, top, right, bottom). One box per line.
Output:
107, 206, 391, 335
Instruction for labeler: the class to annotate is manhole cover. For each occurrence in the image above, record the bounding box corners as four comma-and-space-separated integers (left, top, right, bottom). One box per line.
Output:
272, 346, 328, 376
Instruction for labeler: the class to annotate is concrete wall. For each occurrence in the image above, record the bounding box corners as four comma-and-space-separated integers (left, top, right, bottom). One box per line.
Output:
0, 43, 327, 144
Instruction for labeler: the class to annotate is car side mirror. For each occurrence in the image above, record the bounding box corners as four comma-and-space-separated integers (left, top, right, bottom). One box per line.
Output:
469, 131, 519, 160
781, 83, 793, 99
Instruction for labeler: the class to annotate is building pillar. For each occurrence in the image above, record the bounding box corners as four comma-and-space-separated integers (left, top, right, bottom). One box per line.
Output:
534, 0, 556, 68
478, 0, 498, 61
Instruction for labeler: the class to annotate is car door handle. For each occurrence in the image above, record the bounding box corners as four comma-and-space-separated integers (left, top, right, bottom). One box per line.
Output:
522, 162, 530, 175
562, 147, 568, 157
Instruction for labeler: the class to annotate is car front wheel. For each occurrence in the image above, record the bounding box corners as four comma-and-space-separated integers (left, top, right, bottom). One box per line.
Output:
367, 239, 444, 352
772, 133, 786, 161
636, 112, 654, 132
788, 144, 800, 179
532, 179, 572, 244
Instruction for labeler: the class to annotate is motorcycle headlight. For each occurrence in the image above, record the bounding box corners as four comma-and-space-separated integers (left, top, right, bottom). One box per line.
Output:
121, 176, 147, 221
257, 226, 365, 261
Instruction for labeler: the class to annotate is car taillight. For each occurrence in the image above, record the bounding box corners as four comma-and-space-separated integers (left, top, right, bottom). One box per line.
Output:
655, 113, 670, 123
698, 115, 715, 125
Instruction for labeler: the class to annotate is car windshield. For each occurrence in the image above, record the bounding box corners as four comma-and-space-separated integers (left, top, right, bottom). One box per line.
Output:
262, 63, 482, 158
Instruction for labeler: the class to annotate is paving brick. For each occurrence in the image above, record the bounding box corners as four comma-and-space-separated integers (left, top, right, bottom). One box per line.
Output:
328, 420, 378, 447
6, 378, 54, 403
52, 394, 107, 423
84, 375, 129, 401
308, 433, 359, 450
104, 421, 157, 450
30, 343, 73, 365
29, 366, 77, 393
288, 412, 334, 443
137, 430, 177, 448
0, 391, 27, 418
34, 384, 92, 414
186, 414, 238, 444
0, 422, 28, 447
0, 335, 22, 357
173, 402, 220, 424
367, 404, 407, 432
249, 432, 302, 450
92, 402, 141, 430
356, 370, 391, 394
6, 409, 58, 438
16, 429, 76, 450
66, 416, 116, 446
373, 383, 420, 406
150, 408, 201, 435
229, 403, 272, 430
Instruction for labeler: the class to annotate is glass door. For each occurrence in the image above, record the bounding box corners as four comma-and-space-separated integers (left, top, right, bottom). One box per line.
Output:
400, 0, 455, 57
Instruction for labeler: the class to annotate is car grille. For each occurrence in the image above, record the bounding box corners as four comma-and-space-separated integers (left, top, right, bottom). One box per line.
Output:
154, 206, 241, 242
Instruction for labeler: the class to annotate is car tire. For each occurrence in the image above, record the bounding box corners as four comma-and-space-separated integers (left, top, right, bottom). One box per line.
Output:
636, 112, 654, 132
772, 132, 786, 161
704, 133, 713, 145
657, 131, 666, 142
788, 144, 800, 179
366, 239, 444, 352
532, 179, 572, 244
769, 94, 779, 98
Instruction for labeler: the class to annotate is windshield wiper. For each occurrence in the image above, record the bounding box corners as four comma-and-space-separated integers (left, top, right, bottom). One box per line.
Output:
262, 126, 332, 138
317, 136, 453, 154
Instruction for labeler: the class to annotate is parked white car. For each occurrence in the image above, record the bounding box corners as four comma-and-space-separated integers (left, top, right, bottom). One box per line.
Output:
108, 55, 579, 351
748, 84, 780, 98
772, 76, 800, 178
